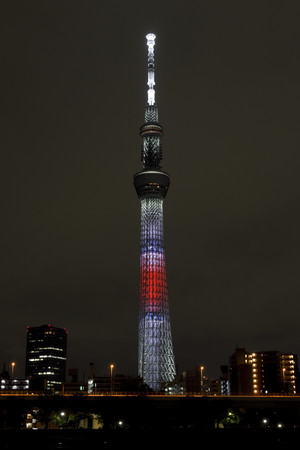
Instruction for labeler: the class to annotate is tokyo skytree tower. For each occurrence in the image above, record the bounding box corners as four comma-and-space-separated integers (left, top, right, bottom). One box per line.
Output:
134, 34, 176, 391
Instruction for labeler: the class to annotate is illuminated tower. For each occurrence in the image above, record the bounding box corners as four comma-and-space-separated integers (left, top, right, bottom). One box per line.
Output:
134, 34, 176, 391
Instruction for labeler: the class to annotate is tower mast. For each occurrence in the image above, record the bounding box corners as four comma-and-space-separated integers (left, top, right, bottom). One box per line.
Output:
134, 33, 176, 391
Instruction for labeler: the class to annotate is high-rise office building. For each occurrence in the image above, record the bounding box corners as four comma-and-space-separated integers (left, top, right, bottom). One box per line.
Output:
25, 324, 68, 391
134, 34, 176, 391
229, 348, 298, 395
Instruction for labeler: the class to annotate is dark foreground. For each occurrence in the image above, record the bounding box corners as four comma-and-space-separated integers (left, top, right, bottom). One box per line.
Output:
1, 428, 300, 450
1, 395, 300, 448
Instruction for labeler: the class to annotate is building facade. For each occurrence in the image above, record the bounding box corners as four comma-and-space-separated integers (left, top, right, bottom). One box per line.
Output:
229, 348, 253, 395
25, 324, 68, 391
134, 34, 176, 391
229, 348, 298, 395
88, 374, 143, 394
182, 365, 230, 396
0, 378, 29, 391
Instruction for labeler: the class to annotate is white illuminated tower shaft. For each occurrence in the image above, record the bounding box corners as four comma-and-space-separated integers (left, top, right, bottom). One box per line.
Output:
134, 34, 176, 391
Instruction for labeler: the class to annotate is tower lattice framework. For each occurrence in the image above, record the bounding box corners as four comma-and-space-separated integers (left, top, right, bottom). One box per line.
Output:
134, 34, 176, 391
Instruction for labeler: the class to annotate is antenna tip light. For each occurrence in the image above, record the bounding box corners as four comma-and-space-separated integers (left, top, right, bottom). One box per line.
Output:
146, 33, 156, 44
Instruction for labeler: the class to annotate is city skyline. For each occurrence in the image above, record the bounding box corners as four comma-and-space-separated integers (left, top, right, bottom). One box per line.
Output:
1, 1, 300, 380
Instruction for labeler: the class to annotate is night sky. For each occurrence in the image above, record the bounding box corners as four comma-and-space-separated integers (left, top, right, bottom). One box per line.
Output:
1, 1, 300, 381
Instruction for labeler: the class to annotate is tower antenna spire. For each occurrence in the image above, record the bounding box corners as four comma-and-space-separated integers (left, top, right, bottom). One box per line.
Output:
146, 33, 156, 105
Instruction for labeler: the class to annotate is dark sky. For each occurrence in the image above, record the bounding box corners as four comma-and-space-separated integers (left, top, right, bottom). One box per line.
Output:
1, 0, 300, 381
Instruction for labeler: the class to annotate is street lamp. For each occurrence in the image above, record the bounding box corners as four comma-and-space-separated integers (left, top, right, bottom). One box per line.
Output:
200, 366, 204, 394
262, 418, 268, 427
282, 368, 286, 393
110, 364, 114, 394
11, 362, 15, 379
